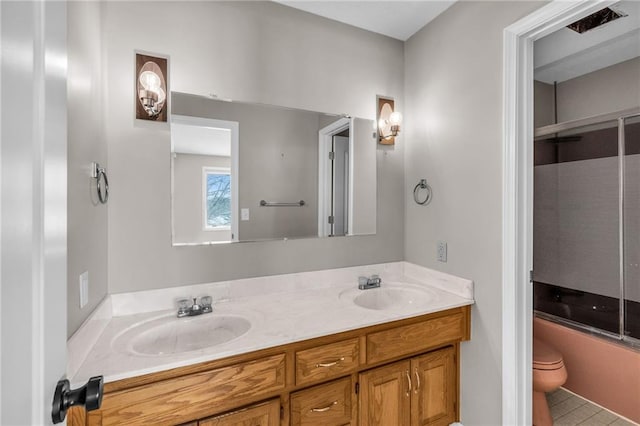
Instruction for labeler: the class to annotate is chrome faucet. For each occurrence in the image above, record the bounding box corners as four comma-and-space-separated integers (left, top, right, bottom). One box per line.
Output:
358, 274, 382, 290
177, 296, 213, 318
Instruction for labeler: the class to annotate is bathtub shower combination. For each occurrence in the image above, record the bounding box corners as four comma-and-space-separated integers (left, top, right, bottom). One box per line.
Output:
534, 109, 640, 346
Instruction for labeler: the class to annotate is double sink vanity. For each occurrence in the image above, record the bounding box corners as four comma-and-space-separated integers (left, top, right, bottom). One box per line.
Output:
67, 262, 473, 426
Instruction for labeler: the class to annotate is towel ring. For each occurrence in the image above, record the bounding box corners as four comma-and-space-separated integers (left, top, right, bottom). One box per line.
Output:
413, 179, 432, 205
92, 162, 109, 204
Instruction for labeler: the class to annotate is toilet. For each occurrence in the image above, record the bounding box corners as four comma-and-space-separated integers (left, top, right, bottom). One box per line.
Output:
533, 338, 568, 426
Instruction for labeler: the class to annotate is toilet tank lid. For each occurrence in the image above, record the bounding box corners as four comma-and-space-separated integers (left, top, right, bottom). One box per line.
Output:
533, 338, 563, 364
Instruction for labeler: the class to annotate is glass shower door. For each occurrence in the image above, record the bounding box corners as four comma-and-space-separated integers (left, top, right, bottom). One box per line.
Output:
534, 120, 622, 336
623, 114, 640, 342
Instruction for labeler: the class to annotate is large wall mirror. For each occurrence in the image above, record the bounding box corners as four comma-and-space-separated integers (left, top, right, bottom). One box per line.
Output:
170, 92, 377, 245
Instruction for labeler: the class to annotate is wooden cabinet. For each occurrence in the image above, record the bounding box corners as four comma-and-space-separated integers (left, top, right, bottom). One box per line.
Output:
359, 347, 456, 426
73, 306, 469, 426
199, 399, 280, 426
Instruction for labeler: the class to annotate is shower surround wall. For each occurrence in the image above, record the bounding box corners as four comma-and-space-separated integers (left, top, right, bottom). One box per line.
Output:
533, 58, 640, 339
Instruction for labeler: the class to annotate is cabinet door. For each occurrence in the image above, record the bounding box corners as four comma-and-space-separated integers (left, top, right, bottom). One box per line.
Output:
199, 399, 280, 426
411, 347, 456, 426
359, 360, 411, 426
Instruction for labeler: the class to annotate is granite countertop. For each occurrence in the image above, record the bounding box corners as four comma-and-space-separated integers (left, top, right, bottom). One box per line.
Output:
69, 262, 474, 387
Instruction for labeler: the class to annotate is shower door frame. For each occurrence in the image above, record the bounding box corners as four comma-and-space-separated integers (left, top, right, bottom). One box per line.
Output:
533, 108, 640, 345
502, 1, 619, 425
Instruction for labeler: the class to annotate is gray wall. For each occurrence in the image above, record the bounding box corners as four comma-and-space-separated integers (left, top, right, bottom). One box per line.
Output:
557, 57, 640, 123
173, 153, 231, 244
67, 1, 109, 336
535, 57, 640, 127
403, 2, 544, 424
101, 2, 404, 301
351, 118, 377, 235
534, 80, 554, 128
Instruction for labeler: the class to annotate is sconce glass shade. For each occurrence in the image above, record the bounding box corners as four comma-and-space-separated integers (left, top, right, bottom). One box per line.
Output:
378, 100, 401, 142
137, 61, 166, 117
389, 111, 402, 126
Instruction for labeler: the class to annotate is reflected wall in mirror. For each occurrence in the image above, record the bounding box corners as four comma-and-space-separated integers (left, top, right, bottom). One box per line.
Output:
170, 92, 376, 245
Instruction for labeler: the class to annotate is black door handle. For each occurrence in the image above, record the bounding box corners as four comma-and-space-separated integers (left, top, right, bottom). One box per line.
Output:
51, 375, 103, 423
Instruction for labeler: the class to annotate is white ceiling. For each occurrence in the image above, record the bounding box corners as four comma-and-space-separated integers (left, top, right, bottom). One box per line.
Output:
534, 1, 640, 84
171, 122, 231, 157
274, 1, 456, 41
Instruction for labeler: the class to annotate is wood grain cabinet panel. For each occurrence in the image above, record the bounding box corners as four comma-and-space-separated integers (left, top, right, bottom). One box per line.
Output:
411, 347, 456, 426
290, 377, 353, 426
295, 338, 359, 386
359, 360, 412, 426
95, 354, 285, 426
199, 399, 280, 426
367, 313, 464, 364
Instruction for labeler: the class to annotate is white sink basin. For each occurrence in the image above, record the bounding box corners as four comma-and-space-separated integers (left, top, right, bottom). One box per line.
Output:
112, 313, 251, 356
341, 285, 436, 311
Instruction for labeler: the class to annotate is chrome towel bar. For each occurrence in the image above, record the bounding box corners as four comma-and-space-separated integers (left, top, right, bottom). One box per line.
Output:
260, 200, 305, 207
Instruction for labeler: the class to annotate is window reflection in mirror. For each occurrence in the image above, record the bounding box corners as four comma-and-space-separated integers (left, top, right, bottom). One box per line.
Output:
170, 92, 376, 245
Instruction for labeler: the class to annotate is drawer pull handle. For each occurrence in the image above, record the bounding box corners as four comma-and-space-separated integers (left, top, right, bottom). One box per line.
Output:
315, 357, 345, 368
405, 370, 412, 396
414, 368, 421, 393
310, 401, 338, 413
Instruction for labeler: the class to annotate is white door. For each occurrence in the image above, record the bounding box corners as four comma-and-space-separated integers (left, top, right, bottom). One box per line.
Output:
331, 135, 350, 236
1, 1, 68, 424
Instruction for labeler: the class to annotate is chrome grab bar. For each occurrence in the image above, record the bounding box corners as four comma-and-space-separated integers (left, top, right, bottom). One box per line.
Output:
260, 200, 305, 207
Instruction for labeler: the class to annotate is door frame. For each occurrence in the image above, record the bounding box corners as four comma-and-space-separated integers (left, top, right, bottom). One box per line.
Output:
317, 117, 351, 237
1, 1, 68, 423
501, 1, 618, 424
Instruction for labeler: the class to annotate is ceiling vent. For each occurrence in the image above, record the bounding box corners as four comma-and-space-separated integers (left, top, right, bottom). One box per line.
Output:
567, 7, 627, 34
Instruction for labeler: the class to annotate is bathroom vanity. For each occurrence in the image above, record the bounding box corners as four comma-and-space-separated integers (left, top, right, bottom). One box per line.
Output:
67, 262, 473, 426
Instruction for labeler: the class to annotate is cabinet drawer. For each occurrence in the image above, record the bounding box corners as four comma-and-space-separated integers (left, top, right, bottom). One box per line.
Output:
98, 354, 285, 426
367, 313, 464, 364
295, 338, 359, 386
291, 377, 352, 426
199, 399, 280, 426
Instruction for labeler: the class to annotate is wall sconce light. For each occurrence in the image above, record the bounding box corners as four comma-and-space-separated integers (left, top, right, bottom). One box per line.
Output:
135, 52, 168, 122
377, 96, 402, 145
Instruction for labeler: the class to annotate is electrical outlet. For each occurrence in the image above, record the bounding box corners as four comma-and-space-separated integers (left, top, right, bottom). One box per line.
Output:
241, 208, 250, 221
437, 241, 447, 262
79, 271, 89, 308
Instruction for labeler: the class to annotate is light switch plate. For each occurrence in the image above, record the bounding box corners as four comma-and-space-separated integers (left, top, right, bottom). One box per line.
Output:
437, 241, 447, 262
79, 271, 89, 308
241, 208, 250, 221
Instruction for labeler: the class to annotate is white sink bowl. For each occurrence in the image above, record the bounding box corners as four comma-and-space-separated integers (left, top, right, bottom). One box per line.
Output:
341, 284, 436, 311
113, 313, 251, 356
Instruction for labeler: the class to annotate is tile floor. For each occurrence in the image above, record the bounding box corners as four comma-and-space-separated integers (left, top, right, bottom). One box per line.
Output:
547, 388, 638, 425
